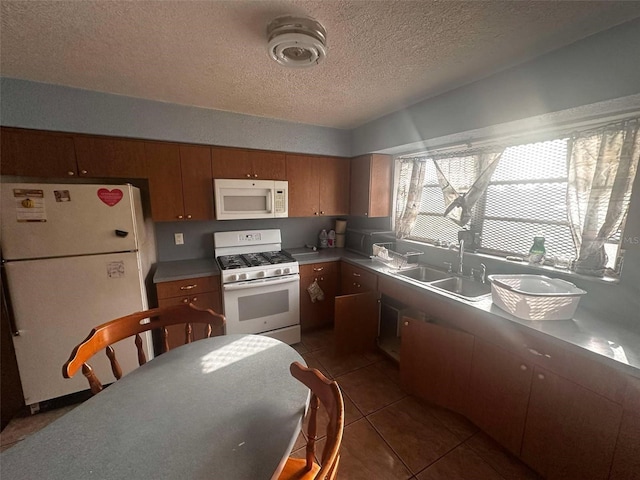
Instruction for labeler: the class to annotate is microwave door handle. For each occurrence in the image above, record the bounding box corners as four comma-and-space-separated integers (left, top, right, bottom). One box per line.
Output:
266, 191, 273, 213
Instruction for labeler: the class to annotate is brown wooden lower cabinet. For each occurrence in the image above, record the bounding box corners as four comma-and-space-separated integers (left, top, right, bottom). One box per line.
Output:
521, 366, 623, 480
466, 338, 533, 455
400, 316, 473, 415
609, 375, 640, 479
334, 291, 378, 356
155, 276, 222, 351
299, 262, 338, 331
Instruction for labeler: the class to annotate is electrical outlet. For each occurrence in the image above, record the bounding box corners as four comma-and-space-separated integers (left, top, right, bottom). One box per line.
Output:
174, 233, 184, 245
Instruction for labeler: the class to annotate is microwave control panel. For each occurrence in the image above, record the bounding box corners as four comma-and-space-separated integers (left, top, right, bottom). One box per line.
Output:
274, 190, 286, 213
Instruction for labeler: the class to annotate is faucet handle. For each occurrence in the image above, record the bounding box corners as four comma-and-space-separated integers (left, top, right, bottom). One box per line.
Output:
443, 262, 453, 273
472, 263, 487, 283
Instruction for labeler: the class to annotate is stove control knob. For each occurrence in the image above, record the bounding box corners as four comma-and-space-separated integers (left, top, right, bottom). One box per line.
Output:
283, 267, 291, 274
275, 268, 283, 275
256, 271, 265, 278
228, 274, 238, 282
239, 273, 248, 280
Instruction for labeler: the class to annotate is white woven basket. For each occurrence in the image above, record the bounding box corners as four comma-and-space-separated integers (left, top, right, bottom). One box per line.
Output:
488, 274, 586, 321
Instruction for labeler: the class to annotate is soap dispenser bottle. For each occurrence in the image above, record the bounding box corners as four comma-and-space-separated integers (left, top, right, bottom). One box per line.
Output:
528, 235, 546, 265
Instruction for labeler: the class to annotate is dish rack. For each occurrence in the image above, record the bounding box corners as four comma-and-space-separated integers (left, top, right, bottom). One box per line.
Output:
488, 274, 586, 321
372, 242, 423, 270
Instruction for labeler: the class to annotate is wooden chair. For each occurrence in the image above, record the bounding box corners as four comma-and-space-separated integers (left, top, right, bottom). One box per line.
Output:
278, 361, 345, 480
63, 303, 225, 395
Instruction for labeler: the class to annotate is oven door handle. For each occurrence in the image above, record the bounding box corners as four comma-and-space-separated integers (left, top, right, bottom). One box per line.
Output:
223, 274, 300, 291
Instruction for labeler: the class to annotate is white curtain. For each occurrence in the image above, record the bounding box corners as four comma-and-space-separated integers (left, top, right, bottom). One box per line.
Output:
395, 158, 427, 239
433, 151, 503, 227
567, 119, 640, 276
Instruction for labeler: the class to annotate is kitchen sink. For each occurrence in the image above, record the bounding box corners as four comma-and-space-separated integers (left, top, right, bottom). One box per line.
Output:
429, 276, 491, 301
397, 265, 452, 283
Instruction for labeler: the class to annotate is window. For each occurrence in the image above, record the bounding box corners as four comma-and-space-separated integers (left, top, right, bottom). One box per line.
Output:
396, 135, 632, 271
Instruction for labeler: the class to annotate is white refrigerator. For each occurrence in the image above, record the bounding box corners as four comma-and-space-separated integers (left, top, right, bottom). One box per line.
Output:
1, 183, 155, 409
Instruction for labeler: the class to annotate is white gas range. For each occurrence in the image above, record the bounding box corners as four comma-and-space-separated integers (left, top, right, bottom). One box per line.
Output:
214, 229, 300, 345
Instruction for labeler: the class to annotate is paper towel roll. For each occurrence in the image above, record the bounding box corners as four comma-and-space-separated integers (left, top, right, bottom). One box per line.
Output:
335, 233, 345, 248
335, 219, 347, 234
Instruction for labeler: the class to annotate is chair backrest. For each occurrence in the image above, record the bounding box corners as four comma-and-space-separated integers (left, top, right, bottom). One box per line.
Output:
290, 361, 344, 480
63, 303, 225, 395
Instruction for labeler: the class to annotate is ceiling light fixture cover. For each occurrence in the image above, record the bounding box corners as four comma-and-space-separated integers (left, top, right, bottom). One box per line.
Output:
267, 16, 327, 68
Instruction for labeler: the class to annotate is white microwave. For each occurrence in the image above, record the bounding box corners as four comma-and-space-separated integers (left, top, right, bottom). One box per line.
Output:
214, 179, 288, 220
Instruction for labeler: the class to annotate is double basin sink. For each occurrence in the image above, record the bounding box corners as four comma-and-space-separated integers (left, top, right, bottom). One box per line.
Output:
394, 265, 491, 301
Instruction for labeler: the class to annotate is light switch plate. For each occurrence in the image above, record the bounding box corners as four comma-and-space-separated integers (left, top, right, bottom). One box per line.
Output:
174, 233, 184, 245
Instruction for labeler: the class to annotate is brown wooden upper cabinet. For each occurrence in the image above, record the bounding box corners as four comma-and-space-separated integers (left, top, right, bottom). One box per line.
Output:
1, 127, 77, 178
145, 142, 214, 222
286, 154, 350, 217
211, 146, 286, 180
73, 135, 147, 178
350, 153, 392, 217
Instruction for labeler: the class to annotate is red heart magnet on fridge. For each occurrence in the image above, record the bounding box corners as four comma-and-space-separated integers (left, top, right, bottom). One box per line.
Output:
97, 188, 123, 206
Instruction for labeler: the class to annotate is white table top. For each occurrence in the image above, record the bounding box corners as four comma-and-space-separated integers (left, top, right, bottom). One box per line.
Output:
1, 334, 308, 479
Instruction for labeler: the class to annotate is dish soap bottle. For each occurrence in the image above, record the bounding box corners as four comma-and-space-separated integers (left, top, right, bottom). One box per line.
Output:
528, 236, 546, 265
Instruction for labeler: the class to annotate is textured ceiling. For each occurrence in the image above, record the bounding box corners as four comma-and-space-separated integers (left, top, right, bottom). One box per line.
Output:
2, 1, 640, 129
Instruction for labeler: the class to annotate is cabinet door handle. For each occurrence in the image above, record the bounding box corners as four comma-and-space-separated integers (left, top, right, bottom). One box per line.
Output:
404, 321, 409, 326
353, 282, 361, 288
313, 267, 324, 272
527, 347, 551, 359
67, 171, 75, 176
81, 169, 88, 175
246, 173, 251, 178
182, 298, 189, 303
186, 214, 192, 219
520, 364, 528, 371
253, 174, 258, 178
537, 373, 545, 381
314, 212, 318, 215
177, 215, 184, 219
191, 296, 198, 302
352, 272, 361, 277
320, 211, 325, 215
180, 284, 197, 290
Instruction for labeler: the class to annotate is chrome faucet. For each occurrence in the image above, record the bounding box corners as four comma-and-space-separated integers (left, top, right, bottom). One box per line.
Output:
457, 239, 465, 276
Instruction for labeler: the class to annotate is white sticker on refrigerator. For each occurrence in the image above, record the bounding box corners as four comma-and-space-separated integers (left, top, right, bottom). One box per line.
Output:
107, 261, 125, 278
13, 189, 47, 222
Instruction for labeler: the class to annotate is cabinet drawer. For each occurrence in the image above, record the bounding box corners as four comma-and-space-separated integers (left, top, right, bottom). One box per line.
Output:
300, 261, 338, 278
157, 291, 223, 350
341, 263, 377, 294
156, 276, 219, 299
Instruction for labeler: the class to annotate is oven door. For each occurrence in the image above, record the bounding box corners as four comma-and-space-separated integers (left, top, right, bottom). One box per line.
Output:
222, 274, 300, 335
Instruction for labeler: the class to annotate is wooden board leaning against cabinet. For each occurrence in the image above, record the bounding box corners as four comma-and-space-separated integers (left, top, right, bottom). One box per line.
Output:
299, 262, 338, 331
155, 276, 222, 351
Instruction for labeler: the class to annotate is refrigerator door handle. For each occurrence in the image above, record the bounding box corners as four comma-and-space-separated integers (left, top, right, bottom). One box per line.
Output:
1, 264, 20, 336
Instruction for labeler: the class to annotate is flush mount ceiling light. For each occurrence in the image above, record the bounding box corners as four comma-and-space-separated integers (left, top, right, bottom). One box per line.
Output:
267, 15, 327, 68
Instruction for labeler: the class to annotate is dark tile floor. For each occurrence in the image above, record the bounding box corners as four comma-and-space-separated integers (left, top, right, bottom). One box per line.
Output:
1, 328, 541, 479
